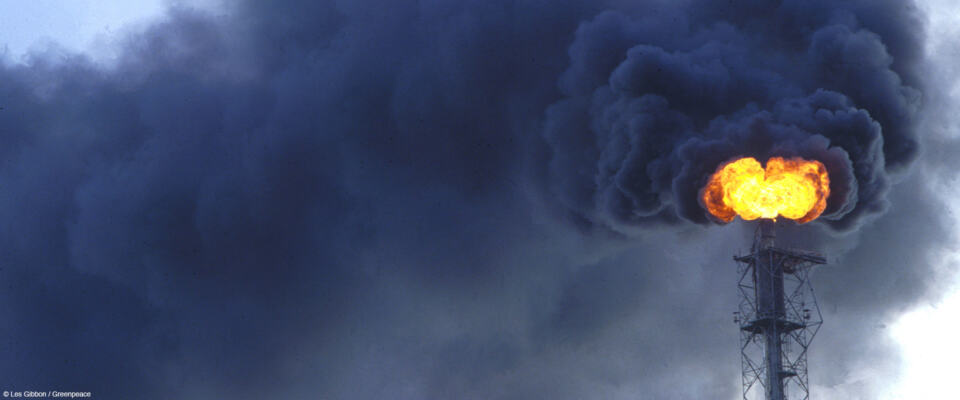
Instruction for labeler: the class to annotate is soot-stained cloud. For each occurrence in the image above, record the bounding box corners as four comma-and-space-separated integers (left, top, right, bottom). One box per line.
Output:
0, 0, 952, 399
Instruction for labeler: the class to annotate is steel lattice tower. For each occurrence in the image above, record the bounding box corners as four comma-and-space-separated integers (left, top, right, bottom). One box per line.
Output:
733, 220, 824, 400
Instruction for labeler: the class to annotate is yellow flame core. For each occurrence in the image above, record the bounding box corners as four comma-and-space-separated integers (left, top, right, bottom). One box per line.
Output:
701, 157, 830, 224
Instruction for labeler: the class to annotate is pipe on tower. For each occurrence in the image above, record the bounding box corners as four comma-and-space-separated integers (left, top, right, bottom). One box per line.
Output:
754, 219, 786, 400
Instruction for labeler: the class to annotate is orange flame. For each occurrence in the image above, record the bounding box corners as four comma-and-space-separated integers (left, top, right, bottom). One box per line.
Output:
701, 157, 830, 224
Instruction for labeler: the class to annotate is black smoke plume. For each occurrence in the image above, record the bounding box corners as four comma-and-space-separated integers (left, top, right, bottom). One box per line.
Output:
542, 1, 923, 233
0, 0, 948, 399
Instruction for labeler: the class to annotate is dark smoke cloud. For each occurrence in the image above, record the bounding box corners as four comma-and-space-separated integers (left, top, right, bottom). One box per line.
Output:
0, 0, 952, 399
542, 1, 924, 233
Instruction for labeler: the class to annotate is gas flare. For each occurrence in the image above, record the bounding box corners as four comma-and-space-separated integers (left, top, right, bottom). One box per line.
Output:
700, 157, 830, 223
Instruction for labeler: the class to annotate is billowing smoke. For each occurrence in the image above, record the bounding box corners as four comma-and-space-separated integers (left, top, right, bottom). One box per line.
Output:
543, 1, 923, 233
0, 0, 949, 399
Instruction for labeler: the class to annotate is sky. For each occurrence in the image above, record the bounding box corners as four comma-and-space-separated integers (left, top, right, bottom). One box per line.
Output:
0, 1, 958, 399
0, 0, 223, 63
